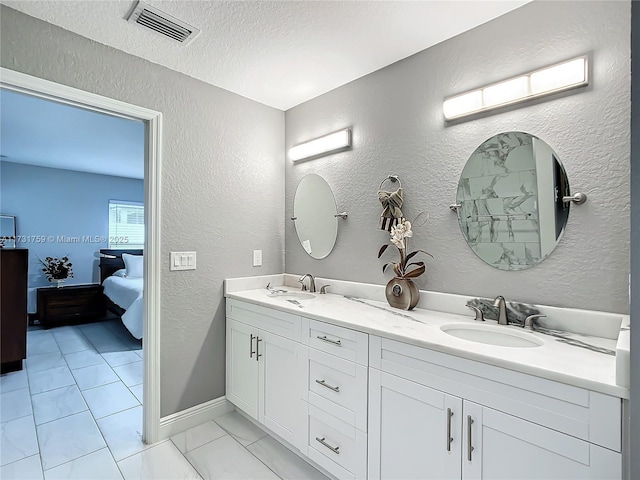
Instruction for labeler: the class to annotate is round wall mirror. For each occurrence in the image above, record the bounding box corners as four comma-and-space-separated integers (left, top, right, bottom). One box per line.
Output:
456, 131, 570, 271
293, 174, 338, 259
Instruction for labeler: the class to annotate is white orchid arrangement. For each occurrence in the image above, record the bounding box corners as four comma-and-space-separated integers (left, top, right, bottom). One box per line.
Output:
378, 216, 432, 279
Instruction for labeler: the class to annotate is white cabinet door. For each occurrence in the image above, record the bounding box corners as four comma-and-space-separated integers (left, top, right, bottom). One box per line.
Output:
369, 369, 463, 480
462, 401, 622, 480
259, 330, 304, 449
226, 318, 259, 419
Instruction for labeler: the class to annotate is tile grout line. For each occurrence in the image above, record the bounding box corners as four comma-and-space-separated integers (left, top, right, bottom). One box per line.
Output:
240, 435, 285, 480
41, 445, 109, 476
168, 437, 206, 480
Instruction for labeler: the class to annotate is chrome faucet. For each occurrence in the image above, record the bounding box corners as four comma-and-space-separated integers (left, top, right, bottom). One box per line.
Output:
493, 296, 509, 325
523, 314, 546, 330
298, 274, 316, 293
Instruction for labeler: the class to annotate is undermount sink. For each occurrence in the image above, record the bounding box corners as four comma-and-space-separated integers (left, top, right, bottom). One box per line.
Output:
440, 323, 544, 348
268, 291, 316, 300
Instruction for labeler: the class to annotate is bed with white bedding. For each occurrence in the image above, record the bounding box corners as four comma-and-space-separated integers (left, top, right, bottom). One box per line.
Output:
102, 275, 144, 339
99, 249, 144, 339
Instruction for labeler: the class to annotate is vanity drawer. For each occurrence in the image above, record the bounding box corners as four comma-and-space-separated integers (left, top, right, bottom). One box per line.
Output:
307, 404, 367, 480
307, 347, 368, 431
226, 298, 301, 341
306, 319, 368, 365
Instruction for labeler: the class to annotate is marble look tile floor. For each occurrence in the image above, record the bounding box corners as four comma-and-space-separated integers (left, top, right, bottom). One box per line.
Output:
1, 321, 329, 479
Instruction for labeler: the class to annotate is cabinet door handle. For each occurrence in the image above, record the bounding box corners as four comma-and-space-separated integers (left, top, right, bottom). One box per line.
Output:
316, 335, 341, 346
256, 337, 262, 361
467, 415, 474, 462
249, 334, 256, 359
315, 436, 340, 455
446, 408, 454, 452
315, 379, 340, 393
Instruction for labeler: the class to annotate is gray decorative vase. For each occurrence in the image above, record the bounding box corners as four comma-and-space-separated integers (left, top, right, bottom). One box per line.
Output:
385, 277, 419, 310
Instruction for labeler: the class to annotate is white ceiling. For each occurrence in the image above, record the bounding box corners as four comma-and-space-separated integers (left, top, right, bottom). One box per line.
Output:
0, 89, 145, 179
2, 0, 530, 111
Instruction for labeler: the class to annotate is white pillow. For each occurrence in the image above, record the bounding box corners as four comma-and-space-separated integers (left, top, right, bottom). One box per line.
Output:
122, 254, 143, 278
112, 269, 127, 277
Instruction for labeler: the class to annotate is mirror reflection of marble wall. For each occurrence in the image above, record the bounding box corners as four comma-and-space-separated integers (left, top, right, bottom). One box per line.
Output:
456, 132, 570, 271
293, 174, 339, 259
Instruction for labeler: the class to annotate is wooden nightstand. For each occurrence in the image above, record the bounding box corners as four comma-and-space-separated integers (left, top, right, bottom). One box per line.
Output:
36, 284, 106, 329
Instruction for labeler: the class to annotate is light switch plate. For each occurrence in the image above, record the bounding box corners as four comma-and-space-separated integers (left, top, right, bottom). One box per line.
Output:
170, 251, 196, 271
253, 249, 262, 267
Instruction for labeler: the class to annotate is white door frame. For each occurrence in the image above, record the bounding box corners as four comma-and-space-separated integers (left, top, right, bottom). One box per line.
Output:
0, 67, 162, 443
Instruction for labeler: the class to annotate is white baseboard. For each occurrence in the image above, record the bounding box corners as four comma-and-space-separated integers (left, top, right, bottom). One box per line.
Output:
159, 396, 234, 440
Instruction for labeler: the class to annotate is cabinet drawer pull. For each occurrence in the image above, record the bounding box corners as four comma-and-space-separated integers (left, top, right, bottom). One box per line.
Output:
446, 408, 454, 452
256, 337, 262, 361
315, 436, 340, 455
315, 379, 340, 392
250, 334, 256, 359
317, 335, 342, 346
467, 415, 474, 462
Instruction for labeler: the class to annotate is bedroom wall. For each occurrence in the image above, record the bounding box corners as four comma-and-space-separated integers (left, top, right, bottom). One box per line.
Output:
0, 162, 144, 312
285, 0, 631, 314
0, 5, 285, 416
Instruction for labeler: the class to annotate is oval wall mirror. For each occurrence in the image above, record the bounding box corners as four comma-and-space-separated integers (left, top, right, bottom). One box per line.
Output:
293, 174, 339, 259
456, 131, 570, 271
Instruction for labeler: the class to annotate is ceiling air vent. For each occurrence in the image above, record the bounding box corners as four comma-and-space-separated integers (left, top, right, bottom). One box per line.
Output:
126, 1, 200, 45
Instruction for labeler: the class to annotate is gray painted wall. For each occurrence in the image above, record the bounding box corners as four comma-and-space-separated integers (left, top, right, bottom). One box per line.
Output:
629, 1, 638, 477
285, 0, 631, 315
0, 6, 285, 416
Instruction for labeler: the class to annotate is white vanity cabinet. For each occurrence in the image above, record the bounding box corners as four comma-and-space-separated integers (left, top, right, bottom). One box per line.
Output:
225, 294, 625, 480
368, 336, 623, 480
226, 299, 370, 479
226, 300, 305, 450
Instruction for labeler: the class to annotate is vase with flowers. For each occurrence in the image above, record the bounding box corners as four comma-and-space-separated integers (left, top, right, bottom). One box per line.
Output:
378, 218, 431, 310
39, 256, 74, 287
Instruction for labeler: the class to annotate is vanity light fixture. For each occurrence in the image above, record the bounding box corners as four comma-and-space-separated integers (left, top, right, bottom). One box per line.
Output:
289, 128, 352, 162
443, 56, 588, 120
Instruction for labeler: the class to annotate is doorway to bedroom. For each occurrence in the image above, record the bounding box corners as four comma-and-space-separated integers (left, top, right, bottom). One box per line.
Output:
0, 68, 162, 475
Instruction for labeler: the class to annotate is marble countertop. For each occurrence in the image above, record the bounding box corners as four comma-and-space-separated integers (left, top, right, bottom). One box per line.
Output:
225, 279, 629, 399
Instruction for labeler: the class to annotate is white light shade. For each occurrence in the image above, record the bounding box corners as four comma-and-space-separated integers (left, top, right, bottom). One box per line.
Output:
442, 90, 483, 120
289, 128, 352, 162
442, 56, 589, 121
530, 57, 587, 95
482, 76, 528, 107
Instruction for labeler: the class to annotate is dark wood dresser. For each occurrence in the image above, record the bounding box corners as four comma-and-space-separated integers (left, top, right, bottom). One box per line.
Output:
37, 284, 106, 329
1, 248, 28, 373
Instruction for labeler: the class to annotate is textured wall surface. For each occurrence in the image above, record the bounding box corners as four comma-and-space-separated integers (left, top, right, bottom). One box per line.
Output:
0, 162, 143, 311
285, 0, 631, 314
629, 2, 639, 477
0, 5, 285, 416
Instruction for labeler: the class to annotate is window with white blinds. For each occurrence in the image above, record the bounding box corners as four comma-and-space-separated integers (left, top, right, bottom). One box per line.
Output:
108, 200, 145, 249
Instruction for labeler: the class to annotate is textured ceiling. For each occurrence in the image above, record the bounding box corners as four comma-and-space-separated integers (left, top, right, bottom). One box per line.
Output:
0, 89, 145, 179
2, 0, 530, 110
